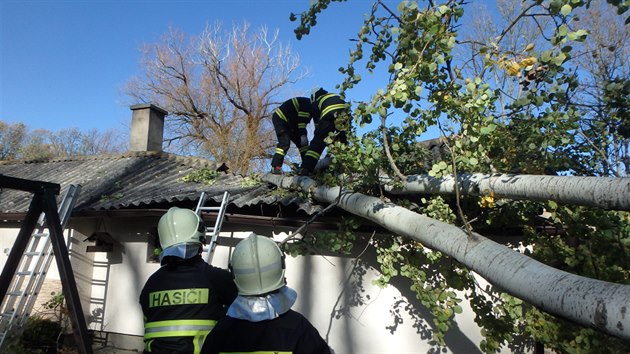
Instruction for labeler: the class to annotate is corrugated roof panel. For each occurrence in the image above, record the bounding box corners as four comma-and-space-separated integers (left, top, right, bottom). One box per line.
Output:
0, 152, 322, 215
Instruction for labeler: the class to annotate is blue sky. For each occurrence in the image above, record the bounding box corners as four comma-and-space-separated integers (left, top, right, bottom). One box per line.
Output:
1, 0, 398, 136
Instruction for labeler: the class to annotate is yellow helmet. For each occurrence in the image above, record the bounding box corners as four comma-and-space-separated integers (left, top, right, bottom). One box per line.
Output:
230, 233, 286, 295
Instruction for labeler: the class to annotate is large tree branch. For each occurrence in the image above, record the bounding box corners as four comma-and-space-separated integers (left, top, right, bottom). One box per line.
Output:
262, 173, 630, 340
380, 173, 630, 211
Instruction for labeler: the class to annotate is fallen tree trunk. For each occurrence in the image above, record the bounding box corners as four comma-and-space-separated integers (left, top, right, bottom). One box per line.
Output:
381, 173, 630, 211
263, 173, 630, 341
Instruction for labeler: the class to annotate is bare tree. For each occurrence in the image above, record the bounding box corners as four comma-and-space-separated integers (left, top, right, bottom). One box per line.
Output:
571, 2, 630, 177
0, 122, 126, 161
125, 22, 308, 174
48, 128, 126, 156
0, 121, 27, 160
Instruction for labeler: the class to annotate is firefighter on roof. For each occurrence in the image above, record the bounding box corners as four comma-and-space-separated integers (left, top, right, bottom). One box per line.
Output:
300, 87, 350, 176
270, 97, 313, 174
200, 233, 332, 354
139, 207, 237, 354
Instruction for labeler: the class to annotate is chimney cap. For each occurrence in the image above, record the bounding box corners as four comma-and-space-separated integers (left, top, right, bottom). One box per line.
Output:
130, 104, 168, 115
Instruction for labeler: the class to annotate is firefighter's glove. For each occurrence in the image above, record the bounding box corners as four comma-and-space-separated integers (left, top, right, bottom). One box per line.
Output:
300, 135, 308, 147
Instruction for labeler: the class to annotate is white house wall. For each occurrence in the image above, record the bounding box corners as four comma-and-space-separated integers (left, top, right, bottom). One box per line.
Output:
91, 226, 525, 354
281, 238, 493, 354
1, 220, 530, 353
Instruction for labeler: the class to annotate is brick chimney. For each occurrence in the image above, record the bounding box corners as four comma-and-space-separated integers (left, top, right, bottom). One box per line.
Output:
129, 104, 167, 152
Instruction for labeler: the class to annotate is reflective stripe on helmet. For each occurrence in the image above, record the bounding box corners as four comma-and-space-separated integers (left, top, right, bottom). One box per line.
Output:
232, 258, 284, 276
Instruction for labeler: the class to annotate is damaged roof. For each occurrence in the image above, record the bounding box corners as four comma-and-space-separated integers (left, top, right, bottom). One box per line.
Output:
0, 151, 322, 216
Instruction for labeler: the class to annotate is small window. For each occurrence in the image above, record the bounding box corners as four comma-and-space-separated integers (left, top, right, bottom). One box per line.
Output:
146, 227, 160, 263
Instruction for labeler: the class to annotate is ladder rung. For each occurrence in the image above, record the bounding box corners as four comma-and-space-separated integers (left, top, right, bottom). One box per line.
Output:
6, 291, 24, 296
0, 184, 82, 350
199, 206, 222, 212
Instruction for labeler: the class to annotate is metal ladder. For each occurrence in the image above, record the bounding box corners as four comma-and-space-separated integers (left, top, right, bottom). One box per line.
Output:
0, 184, 81, 347
195, 191, 230, 264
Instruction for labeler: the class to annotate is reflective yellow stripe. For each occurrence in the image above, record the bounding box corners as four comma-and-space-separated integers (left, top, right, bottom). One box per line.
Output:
144, 319, 216, 338
317, 94, 348, 118
145, 339, 154, 352
305, 150, 321, 159
299, 146, 308, 153
291, 97, 299, 112
321, 103, 348, 118
144, 319, 216, 354
219, 352, 292, 354
298, 111, 310, 118
317, 94, 335, 110
275, 108, 288, 122
298, 123, 307, 129
194, 333, 206, 354
275, 148, 286, 156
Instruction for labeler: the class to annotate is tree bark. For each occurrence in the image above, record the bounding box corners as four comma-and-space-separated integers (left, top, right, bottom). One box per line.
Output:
381, 173, 630, 211
263, 173, 630, 340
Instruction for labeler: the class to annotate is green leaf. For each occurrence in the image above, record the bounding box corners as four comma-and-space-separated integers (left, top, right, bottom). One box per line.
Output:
560, 4, 572, 16
558, 25, 568, 38
553, 52, 567, 66
438, 5, 450, 15
480, 124, 496, 135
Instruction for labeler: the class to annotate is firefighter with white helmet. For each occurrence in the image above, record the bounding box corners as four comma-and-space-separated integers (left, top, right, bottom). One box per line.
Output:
139, 207, 237, 354
200, 233, 331, 354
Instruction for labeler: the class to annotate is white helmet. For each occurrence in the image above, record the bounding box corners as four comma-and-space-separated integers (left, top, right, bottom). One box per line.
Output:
230, 233, 286, 295
158, 207, 205, 259
310, 87, 326, 104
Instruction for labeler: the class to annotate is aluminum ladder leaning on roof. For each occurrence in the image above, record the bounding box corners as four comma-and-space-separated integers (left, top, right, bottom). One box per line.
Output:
0, 184, 81, 348
195, 191, 230, 265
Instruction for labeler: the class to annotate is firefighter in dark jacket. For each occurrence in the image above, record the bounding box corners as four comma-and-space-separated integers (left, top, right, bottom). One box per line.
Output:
300, 87, 350, 176
200, 233, 332, 354
140, 207, 237, 354
271, 97, 313, 174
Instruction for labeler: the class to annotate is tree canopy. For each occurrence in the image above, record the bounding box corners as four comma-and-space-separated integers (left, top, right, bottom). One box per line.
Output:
283, 0, 629, 352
